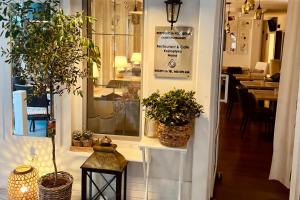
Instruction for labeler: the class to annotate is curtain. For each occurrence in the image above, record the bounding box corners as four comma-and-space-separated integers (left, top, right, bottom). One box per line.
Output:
269, 0, 300, 188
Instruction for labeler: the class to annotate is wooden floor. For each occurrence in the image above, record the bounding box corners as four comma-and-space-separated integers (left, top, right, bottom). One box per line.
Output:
213, 103, 289, 200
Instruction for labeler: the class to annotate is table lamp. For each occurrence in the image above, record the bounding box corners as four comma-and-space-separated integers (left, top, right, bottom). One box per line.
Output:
114, 56, 128, 78
131, 52, 142, 65
8, 165, 39, 200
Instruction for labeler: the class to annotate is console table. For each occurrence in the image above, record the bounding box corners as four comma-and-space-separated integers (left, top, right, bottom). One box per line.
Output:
139, 137, 188, 200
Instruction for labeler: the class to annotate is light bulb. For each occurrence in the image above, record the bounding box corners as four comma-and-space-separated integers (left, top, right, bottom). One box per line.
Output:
20, 185, 28, 193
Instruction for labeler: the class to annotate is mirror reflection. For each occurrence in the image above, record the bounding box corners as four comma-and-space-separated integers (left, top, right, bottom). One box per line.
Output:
87, 0, 143, 136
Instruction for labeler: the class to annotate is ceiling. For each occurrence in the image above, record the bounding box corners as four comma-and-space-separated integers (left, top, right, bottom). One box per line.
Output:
227, 0, 288, 11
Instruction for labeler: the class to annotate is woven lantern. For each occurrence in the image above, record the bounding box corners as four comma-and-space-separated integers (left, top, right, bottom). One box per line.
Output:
8, 165, 39, 200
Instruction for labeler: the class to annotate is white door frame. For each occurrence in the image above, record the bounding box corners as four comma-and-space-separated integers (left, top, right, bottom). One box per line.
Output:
290, 76, 300, 200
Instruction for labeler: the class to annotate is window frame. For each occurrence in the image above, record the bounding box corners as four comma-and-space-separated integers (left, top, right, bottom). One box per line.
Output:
82, 0, 144, 140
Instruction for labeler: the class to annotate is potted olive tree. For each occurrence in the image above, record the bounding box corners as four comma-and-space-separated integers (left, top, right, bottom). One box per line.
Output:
0, 0, 100, 199
142, 89, 204, 147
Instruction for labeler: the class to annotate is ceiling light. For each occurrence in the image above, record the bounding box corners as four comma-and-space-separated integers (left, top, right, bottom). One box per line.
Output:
254, 0, 263, 20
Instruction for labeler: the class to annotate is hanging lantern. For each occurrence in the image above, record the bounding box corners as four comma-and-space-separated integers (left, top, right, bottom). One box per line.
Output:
8, 165, 39, 200
81, 136, 128, 200
165, 0, 182, 29
254, 0, 263, 20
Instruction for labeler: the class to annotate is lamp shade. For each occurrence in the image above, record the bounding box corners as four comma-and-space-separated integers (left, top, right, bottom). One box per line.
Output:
131, 52, 142, 64
8, 165, 39, 200
92, 62, 100, 78
114, 56, 128, 70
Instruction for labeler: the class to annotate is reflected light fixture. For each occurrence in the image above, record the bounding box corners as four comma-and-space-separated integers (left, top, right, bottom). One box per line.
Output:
131, 52, 142, 65
254, 0, 263, 20
114, 56, 128, 78
8, 165, 39, 200
165, 0, 182, 29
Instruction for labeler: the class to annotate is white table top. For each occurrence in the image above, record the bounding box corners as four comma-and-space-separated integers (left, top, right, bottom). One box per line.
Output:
139, 137, 188, 152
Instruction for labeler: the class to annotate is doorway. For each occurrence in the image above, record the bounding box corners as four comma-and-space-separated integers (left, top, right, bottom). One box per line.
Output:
213, 0, 289, 199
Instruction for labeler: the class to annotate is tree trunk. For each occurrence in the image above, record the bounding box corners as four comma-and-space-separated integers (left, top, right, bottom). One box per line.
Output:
49, 90, 58, 185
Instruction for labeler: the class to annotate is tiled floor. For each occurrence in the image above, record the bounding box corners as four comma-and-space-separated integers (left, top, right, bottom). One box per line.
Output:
27, 120, 47, 137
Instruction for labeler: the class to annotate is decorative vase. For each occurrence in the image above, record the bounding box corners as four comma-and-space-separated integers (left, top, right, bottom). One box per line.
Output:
38, 171, 73, 200
144, 118, 157, 138
72, 140, 82, 147
157, 122, 193, 147
92, 137, 99, 146
82, 139, 93, 147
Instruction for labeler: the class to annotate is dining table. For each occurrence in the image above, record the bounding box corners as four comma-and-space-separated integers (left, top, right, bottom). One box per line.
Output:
248, 89, 278, 101
233, 73, 266, 81
240, 80, 279, 90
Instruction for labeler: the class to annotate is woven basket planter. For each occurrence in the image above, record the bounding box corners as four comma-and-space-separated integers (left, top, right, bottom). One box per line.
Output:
157, 122, 193, 147
38, 171, 73, 200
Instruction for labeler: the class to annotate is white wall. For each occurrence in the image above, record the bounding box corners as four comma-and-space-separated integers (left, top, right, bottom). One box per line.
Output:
223, 15, 263, 69
0, 0, 223, 199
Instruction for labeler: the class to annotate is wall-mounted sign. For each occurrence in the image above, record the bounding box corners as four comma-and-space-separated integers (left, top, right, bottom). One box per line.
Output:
154, 26, 193, 78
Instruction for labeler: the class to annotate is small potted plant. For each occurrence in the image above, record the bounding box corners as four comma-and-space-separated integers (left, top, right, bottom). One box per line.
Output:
72, 130, 82, 147
82, 130, 93, 147
142, 89, 204, 147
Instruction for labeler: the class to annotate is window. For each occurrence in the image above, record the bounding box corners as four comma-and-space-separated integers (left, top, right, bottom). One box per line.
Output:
85, 0, 143, 137
10, 2, 56, 137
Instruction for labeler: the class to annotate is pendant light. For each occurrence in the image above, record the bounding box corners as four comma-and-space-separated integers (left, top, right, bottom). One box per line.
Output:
242, 0, 255, 14
242, 0, 249, 14
131, 0, 141, 25
254, 0, 263, 20
247, 0, 255, 11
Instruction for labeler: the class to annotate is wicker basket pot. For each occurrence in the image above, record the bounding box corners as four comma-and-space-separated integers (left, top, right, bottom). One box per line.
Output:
157, 122, 193, 147
72, 139, 82, 147
82, 139, 93, 147
38, 171, 73, 200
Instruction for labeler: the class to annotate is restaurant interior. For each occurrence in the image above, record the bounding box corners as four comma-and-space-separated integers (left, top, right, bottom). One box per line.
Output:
214, 0, 290, 199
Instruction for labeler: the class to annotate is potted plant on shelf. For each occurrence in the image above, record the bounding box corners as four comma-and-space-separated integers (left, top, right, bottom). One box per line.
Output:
142, 89, 204, 147
0, 0, 100, 199
72, 130, 82, 147
82, 130, 93, 147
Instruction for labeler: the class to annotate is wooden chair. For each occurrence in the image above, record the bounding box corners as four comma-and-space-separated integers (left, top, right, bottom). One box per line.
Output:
226, 74, 240, 119
236, 85, 275, 138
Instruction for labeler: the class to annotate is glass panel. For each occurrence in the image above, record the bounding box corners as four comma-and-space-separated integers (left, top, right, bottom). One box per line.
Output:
87, 0, 143, 137
12, 70, 49, 137
11, 2, 54, 137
